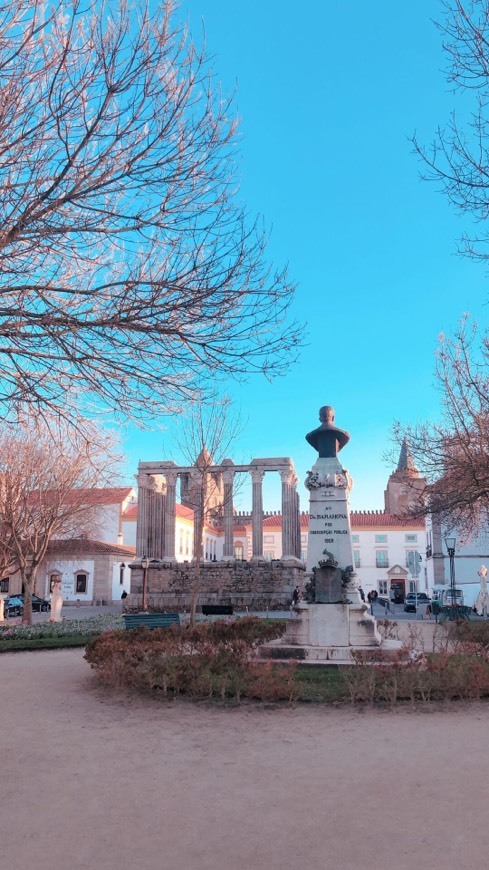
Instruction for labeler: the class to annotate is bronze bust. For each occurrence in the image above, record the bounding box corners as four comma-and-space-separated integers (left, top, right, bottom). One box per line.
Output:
305, 406, 350, 458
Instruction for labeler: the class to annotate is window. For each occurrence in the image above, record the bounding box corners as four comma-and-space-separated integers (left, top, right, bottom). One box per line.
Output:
179, 529, 184, 555
75, 573, 87, 594
378, 580, 388, 595
405, 534, 417, 543
375, 534, 387, 543
408, 580, 417, 594
406, 550, 421, 577
234, 542, 244, 560
301, 534, 307, 543
376, 550, 388, 568
426, 531, 433, 558
0, 577, 9, 593
185, 531, 190, 556
353, 550, 360, 568
119, 563, 125, 585
351, 535, 359, 543
264, 551, 274, 561
264, 535, 274, 544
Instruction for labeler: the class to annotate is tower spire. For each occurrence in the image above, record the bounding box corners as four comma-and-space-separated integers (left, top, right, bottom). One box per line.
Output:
396, 438, 418, 474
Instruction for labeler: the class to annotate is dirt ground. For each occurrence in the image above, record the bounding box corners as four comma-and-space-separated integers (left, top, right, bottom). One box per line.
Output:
2, 636, 488, 870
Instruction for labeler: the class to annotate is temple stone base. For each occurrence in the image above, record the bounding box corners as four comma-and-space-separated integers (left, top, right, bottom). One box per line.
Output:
262, 601, 383, 663
127, 560, 305, 611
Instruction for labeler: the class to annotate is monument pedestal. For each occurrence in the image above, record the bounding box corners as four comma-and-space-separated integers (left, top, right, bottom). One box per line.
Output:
273, 601, 381, 662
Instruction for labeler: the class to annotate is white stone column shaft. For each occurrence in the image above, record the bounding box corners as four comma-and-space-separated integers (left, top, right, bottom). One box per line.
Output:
223, 470, 235, 559
136, 472, 165, 559
163, 472, 178, 561
251, 468, 265, 558
281, 469, 298, 559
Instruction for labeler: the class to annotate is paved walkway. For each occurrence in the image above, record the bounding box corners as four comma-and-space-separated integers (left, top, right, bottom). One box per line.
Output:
2, 648, 488, 870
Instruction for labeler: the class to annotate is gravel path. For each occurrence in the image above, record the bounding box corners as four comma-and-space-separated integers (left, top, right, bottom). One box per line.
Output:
1, 647, 487, 870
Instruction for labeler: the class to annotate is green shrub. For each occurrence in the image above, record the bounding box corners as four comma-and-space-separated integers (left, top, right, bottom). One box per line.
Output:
85, 617, 293, 702
0, 614, 124, 651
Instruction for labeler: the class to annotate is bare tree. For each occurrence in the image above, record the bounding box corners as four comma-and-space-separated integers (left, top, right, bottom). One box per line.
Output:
0, 0, 302, 425
0, 417, 121, 623
403, 3, 489, 534
413, 1, 489, 262
392, 317, 489, 536
171, 397, 244, 623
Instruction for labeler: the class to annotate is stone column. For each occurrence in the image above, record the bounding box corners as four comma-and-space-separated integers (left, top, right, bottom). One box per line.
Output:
136, 472, 151, 557
222, 466, 235, 560
192, 490, 203, 559
163, 471, 178, 561
250, 468, 265, 559
281, 468, 298, 560
136, 472, 165, 559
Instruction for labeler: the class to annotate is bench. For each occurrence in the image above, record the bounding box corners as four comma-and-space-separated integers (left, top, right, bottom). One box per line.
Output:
201, 605, 234, 616
122, 613, 180, 630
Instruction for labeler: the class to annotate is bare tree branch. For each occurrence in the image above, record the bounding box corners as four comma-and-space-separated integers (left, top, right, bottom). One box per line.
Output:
0, 1, 303, 424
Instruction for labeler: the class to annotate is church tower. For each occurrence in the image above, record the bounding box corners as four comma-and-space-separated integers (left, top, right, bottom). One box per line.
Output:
179, 446, 224, 515
384, 439, 426, 515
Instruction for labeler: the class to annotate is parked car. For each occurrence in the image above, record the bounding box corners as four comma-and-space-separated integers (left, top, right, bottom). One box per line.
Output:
17, 594, 51, 612
404, 592, 430, 613
3, 596, 24, 618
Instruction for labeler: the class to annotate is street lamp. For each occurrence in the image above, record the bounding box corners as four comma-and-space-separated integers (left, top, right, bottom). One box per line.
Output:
444, 536, 456, 607
141, 555, 149, 612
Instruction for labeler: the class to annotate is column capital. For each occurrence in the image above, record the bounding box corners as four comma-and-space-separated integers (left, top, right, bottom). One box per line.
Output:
250, 468, 265, 484
279, 468, 297, 486
164, 470, 179, 487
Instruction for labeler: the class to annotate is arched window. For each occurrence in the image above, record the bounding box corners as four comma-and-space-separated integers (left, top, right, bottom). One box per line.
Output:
75, 572, 88, 594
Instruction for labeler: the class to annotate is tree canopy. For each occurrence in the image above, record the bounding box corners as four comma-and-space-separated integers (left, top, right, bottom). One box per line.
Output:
0, 0, 302, 424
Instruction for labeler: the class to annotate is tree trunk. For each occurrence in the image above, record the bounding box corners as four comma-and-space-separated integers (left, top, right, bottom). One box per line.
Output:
21, 567, 36, 625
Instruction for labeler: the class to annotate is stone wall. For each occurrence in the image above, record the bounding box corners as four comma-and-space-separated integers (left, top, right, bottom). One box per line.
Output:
128, 560, 305, 611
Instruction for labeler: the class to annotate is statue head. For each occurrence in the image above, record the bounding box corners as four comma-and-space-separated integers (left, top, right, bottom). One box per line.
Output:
319, 405, 335, 425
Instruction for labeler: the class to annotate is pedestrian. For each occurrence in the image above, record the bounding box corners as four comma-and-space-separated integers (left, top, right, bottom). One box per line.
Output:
290, 585, 300, 617
358, 586, 365, 602
367, 589, 378, 615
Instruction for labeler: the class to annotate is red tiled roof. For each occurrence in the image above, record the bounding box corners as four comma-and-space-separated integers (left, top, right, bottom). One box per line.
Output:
261, 511, 424, 529
32, 487, 134, 507
176, 504, 194, 520
122, 504, 424, 531
46, 539, 136, 556
351, 511, 424, 528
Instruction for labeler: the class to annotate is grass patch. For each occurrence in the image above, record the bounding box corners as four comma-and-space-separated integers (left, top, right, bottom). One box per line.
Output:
294, 665, 349, 703
0, 636, 89, 652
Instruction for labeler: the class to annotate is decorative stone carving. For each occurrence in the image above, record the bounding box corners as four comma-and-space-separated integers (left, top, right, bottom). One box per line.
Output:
304, 470, 320, 489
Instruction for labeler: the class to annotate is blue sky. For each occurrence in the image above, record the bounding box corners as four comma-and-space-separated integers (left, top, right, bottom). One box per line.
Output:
121, 1, 489, 510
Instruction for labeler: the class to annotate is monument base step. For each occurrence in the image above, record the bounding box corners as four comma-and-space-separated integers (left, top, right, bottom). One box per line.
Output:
260, 637, 404, 665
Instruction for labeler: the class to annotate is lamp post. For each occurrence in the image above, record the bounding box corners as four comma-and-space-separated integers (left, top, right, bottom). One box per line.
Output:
444, 536, 456, 607
141, 555, 149, 612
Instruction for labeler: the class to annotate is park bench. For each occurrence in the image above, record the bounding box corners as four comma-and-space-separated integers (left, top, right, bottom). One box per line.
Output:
122, 612, 180, 630
201, 604, 234, 616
